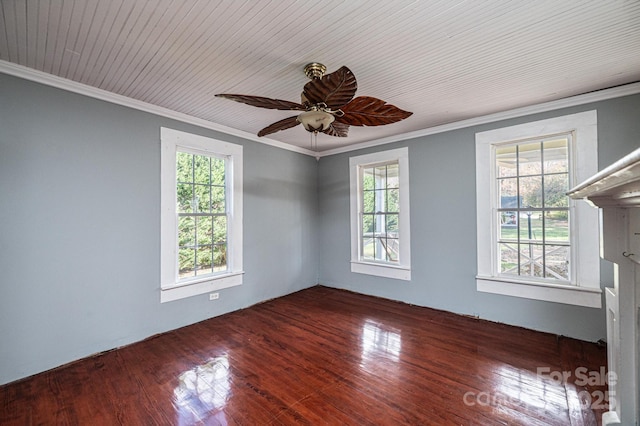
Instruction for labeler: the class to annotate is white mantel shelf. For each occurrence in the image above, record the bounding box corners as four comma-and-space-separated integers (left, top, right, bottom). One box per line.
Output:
569, 146, 640, 426
569, 147, 640, 207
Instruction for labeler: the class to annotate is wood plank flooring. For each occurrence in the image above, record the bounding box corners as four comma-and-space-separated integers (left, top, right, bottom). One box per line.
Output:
0, 286, 608, 425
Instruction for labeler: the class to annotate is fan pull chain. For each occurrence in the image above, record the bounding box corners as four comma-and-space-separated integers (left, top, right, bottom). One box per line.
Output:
309, 131, 320, 161
317, 132, 323, 160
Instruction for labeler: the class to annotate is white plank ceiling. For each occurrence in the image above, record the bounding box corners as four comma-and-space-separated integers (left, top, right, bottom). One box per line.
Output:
1, 0, 640, 152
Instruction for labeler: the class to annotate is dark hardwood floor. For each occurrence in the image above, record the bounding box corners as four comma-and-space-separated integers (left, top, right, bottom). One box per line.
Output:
1, 286, 607, 425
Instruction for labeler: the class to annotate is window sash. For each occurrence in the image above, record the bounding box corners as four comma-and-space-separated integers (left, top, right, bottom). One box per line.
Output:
358, 161, 400, 265
176, 212, 228, 280
175, 149, 231, 282
493, 135, 574, 284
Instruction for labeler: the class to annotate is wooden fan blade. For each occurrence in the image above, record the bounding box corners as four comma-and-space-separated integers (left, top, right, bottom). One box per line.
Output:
257, 116, 300, 137
302, 66, 357, 109
336, 96, 412, 126
216, 94, 305, 111
322, 121, 349, 137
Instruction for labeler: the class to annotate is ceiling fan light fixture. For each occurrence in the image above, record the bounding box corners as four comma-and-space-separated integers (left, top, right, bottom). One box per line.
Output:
297, 110, 335, 133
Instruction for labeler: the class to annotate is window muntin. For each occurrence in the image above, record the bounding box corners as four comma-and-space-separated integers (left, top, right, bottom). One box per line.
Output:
495, 136, 571, 283
360, 161, 400, 264
176, 150, 228, 280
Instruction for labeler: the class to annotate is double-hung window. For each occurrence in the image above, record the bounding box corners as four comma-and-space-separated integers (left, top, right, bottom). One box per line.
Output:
475, 111, 601, 307
495, 136, 572, 282
350, 147, 411, 280
160, 128, 243, 303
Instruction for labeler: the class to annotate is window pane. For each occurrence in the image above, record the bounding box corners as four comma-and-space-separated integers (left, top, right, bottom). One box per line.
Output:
362, 167, 375, 191
214, 244, 227, 271
387, 189, 399, 213
374, 238, 385, 262
519, 211, 543, 242
519, 176, 542, 208
386, 214, 399, 233
362, 237, 374, 260
499, 243, 518, 275
518, 142, 542, 176
178, 248, 195, 278
194, 155, 210, 185
545, 245, 569, 280
544, 174, 569, 208
177, 183, 193, 213
498, 178, 518, 208
545, 212, 569, 242
374, 190, 386, 213
543, 138, 568, 173
194, 184, 211, 213
520, 243, 544, 277
211, 186, 225, 213
211, 157, 225, 186
374, 166, 386, 190
387, 175, 399, 189
196, 246, 213, 275
499, 212, 518, 240
364, 235, 385, 262
387, 164, 399, 188
214, 216, 227, 244
386, 238, 399, 262
362, 213, 374, 235
363, 190, 375, 213
178, 216, 195, 246
198, 216, 213, 245
380, 238, 389, 262
176, 152, 192, 183
373, 214, 386, 234
496, 145, 517, 178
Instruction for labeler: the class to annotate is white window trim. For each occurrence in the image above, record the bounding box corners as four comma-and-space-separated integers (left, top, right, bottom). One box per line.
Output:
160, 127, 243, 303
349, 147, 411, 281
475, 111, 601, 308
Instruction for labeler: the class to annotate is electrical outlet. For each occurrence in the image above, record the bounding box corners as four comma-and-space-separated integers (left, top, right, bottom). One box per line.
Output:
209, 292, 219, 300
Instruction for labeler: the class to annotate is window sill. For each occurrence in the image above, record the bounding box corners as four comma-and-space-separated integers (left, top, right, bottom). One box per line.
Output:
161, 271, 244, 303
476, 276, 602, 308
351, 261, 411, 281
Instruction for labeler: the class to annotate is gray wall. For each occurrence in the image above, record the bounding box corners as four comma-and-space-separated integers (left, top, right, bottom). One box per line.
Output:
0, 73, 319, 385
2, 70, 638, 385
318, 94, 640, 343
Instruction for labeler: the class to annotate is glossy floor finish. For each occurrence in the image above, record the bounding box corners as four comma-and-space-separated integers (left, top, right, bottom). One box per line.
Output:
1, 286, 607, 425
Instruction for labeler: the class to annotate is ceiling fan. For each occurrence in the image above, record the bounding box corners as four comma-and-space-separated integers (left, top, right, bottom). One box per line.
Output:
216, 63, 412, 138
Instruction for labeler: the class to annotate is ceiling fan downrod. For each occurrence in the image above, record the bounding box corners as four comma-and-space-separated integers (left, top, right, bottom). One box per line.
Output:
304, 62, 326, 80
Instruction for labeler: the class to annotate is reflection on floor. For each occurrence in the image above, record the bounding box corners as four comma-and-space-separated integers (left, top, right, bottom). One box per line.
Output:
0, 286, 607, 425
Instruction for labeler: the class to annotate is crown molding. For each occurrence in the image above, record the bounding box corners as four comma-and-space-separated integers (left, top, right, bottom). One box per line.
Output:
317, 81, 640, 157
0, 60, 316, 157
2, 60, 638, 159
